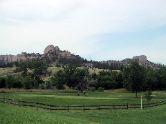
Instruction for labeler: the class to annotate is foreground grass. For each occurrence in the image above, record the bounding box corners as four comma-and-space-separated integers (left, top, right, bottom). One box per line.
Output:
0, 102, 166, 124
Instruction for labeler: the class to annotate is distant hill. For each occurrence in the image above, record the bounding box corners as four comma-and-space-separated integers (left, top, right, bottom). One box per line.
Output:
103, 55, 164, 69
0, 45, 164, 69
0, 45, 86, 67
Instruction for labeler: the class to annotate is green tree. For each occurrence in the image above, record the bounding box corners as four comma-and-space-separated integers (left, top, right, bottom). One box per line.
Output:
145, 68, 157, 90
16, 59, 48, 78
6, 75, 14, 89
123, 62, 145, 97
22, 76, 33, 89
156, 67, 166, 90
45, 81, 53, 89
75, 68, 89, 92
111, 71, 123, 88
63, 65, 77, 88
0, 77, 6, 88
51, 70, 66, 89
12, 76, 23, 88
144, 90, 153, 103
97, 71, 116, 89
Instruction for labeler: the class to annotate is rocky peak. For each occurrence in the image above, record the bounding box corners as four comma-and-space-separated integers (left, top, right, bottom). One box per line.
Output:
44, 45, 60, 55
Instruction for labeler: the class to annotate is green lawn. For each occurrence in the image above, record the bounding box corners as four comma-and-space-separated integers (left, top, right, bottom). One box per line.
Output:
0, 90, 166, 124
0, 102, 166, 124
0, 90, 165, 105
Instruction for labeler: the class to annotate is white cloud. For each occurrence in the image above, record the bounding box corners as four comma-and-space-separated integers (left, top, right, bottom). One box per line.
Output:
0, 0, 166, 64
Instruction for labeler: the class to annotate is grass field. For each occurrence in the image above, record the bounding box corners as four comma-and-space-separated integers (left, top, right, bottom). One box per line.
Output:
0, 90, 165, 105
0, 90, 166, 124
0, 102, 166, 124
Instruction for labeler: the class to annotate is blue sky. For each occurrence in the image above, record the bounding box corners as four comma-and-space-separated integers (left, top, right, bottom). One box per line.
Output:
0, 0, 166, 64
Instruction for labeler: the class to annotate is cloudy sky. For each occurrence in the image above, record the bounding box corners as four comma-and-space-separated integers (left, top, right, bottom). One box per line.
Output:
0, 0, 166, 64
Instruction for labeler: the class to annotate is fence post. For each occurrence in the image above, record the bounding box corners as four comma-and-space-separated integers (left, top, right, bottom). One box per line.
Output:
141, 95, 143, 110
126, 103, 128, 109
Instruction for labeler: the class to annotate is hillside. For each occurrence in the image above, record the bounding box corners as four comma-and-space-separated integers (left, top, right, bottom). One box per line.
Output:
0, 45, 164, 69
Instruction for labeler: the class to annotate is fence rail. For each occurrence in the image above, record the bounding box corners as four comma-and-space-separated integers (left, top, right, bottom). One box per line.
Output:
0, 97, 166, 111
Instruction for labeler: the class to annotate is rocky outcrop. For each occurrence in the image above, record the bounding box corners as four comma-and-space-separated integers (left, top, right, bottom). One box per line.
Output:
44, 45, 73, 59
44, 45, 60, 55
0, 52, 41, 66
133, 55, 147, 65
0, 45, 74, 66
104, 55, 163, 69
0, 45, 163, 69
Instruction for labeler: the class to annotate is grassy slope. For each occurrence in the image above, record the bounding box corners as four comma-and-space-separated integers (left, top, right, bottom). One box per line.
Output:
0, 67, 16, 76
0, 66, 106, 82
0, 102, 166, 124
47, 66, 104, 76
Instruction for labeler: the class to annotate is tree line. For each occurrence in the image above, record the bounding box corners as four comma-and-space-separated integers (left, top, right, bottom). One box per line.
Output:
0, 60, 166, 96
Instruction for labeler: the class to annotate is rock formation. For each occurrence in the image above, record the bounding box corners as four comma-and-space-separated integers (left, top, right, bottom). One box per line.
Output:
0, 45, 74, 66
103, 55, 162, 69
44, 45, 60, 55
43, 45, 72, 59
133, 55, 147, 65
0, 45, 163, 69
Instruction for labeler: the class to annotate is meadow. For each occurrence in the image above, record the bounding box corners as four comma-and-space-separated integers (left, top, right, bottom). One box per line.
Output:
0, 90, 166, 124
0, 89, 165, 105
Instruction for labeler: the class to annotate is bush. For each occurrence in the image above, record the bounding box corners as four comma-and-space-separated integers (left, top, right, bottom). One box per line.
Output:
39, 83, 46, 89
144, 90, 153, 103
98, 87, 104, 92
0, 77, 6, 88
45, 81, 53, 89
88, 79, 98, 89
22, 77, 33, 89
88, 87, 96, 92
6, 76, 14, 89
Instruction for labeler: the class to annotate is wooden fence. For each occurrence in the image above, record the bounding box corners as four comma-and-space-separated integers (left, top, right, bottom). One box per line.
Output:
0, 97, 165, 111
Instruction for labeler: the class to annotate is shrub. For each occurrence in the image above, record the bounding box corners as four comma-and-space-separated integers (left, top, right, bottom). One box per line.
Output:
45, 81, 53, 89
39, 83, 46, 89
98, 87, 104, 92
88, 87, 96, 92
0, 77, 6, 88
144, 90, 153, 103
